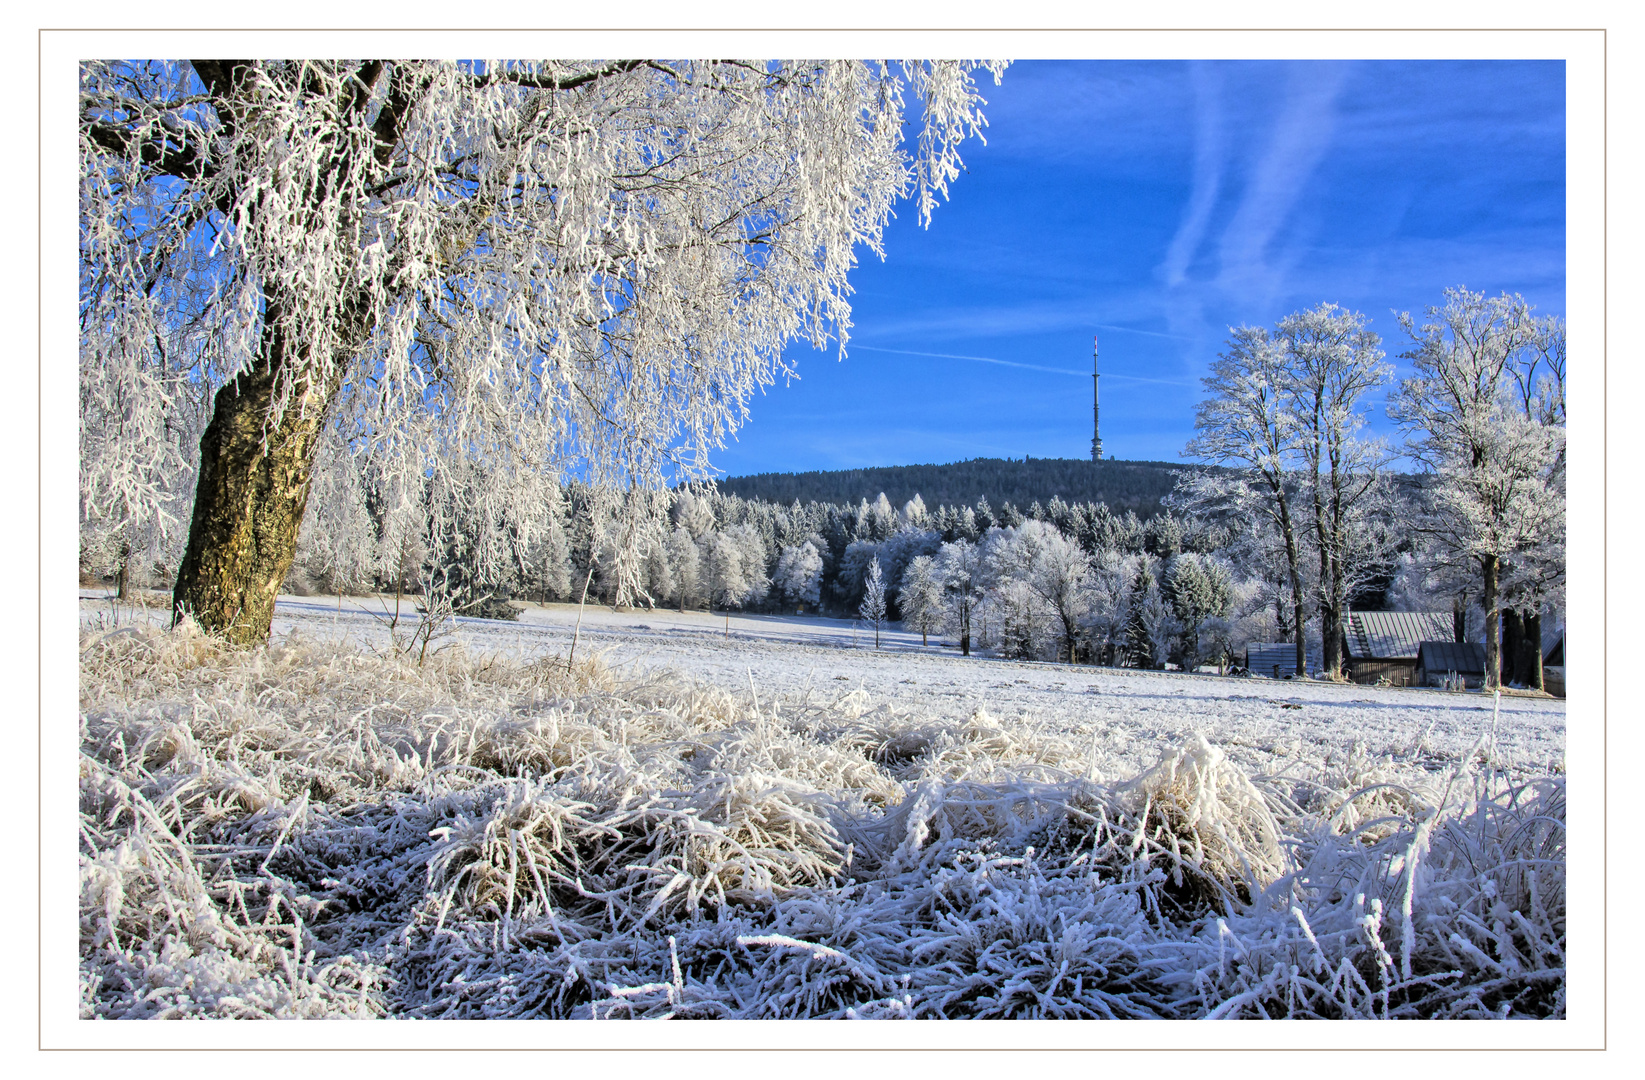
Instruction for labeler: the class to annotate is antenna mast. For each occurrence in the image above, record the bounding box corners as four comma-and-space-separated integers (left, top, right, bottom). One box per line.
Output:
1091, 334, 1103, 462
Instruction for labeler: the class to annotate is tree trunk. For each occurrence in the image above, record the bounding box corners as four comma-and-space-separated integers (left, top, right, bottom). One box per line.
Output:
1314, 512, 1332, 675
1267, 477, 1308, 677
1502, 607, 1524, 686
1521, 609, 1544, 692
172, 313, 341, 645
115, 540, 131, 602
1321, 604, 1343, 680
1290, 578, 1307, 677
1322, 454, 1350, 679
1481, 553, 1501, 690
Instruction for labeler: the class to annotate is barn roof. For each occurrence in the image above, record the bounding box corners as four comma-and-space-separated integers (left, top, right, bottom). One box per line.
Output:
1246, 642, 1307, 673
1417, 640, 1486, 675
1345, 611, 1454, 660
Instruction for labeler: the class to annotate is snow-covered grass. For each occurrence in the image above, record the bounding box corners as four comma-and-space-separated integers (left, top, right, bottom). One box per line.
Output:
78, 595, 1565, 1019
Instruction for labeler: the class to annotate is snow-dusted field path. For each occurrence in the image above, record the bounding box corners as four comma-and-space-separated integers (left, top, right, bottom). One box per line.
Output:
85, 590, 1566, 782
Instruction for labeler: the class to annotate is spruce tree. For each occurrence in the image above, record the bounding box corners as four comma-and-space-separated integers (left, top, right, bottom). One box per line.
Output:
858, 557, 888, 648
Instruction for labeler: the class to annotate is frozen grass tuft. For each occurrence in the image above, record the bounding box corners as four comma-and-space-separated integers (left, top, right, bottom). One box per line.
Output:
79, 624, 1564, 1019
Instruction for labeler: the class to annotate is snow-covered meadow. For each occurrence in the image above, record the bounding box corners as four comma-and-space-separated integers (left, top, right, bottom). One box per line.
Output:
79, 592, 1566, 1019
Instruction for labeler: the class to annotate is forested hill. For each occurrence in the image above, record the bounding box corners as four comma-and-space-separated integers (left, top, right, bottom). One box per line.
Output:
712, 457, 1190, 517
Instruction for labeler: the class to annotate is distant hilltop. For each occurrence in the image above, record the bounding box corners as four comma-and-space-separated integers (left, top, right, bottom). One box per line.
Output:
710, 456, 1192, 518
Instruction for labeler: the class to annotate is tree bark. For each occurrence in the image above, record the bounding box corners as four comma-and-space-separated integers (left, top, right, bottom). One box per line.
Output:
171, 311, 342, 645
115, 540, 131, 602
1289, 568, 1307, 677
1321, 463, 1349, 679
1310, 446, 1333, 675
1321, 603, 1343, 681
1520, 609, 1544, 692
166, 60, 409, 647
1261, 475, 1308, 677
1502, 607, 1524, 686
1481, 552, 1501, 690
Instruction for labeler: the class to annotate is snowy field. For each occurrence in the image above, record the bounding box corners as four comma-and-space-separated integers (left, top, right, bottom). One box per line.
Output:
78, 591, 1566, 1020
244, 592, 1565, 783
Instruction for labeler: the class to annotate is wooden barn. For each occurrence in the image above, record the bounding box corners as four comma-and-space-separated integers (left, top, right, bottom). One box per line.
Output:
1342, 611, 1455, 686
1415, 640, 1488, 689
1542, 632, 1565, 697
1245, 642, 1309, 679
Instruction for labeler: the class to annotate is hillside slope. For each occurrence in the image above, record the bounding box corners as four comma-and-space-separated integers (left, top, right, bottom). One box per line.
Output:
713, 456, 1189, 516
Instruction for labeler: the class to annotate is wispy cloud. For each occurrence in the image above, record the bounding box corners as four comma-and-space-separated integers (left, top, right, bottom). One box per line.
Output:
852, 345, 1085, 376
852, 298, 1191, 345
1215, 62, 1353, 301
1159, 61, 1225, 287
850, 345, 1196, 386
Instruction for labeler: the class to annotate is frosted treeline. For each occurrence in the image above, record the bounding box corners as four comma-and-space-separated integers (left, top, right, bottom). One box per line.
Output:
84, 288, 1565, 684
272, 477, 1266, 670
79, 622, 1564, 1019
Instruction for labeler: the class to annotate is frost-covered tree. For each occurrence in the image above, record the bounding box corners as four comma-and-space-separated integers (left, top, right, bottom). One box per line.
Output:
773, 541, 824, 611
665, 526, 703, 612
972, 496, 996, 533
1390, 288, 1566, 689
1123, 557, 1174, 669
875, 527, 941, 614
1183, 305, 1392, 677
529, 491, 574, 603
723, 523, 772, 609
80, 59, 1006, 643
935, 538, 985, 656
78, 329, 211, 596
643, 538, 673, 611
290, 428, 384, 596
898, 554, 944, 645
670, 490, 718, 540
593, 489, 668, 610
997, 520, 1094, 665
859, 556, 888, 648
990, 577, 1042, 660
702, 532, 751, 615
1174, 468, 1318, 653
1186, 326, 1308, 676
1163, 552, 1234, 671
1276, 304, 1394, 677
1032, 525, 1094, 664
1085, 549, 1135, 666
420, 455, 543, 619
835, 538, 883, 610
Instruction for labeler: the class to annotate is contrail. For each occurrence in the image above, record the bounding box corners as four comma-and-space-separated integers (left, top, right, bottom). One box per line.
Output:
850, 345, 1196, 386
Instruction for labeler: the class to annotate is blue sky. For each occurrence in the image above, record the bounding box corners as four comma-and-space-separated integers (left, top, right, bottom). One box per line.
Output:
707, 59, 1566, 477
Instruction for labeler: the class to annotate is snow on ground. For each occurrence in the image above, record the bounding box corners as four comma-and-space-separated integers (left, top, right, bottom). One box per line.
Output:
78, 590, 1567, 1020
83, 589, 1565, 786
241, 592, 1564, 783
